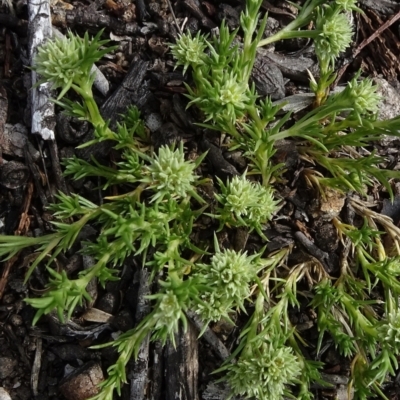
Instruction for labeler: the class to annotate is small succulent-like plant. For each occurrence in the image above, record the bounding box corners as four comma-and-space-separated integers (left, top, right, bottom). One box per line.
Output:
225, 342, 302, 400
141, 143, 206, 203
193, 235, 259, 323
213, 173, 279, 237
314, 4, 354, 65
34, 29, 114, 99
169, 30, 208, 74
169, 0, 400, 399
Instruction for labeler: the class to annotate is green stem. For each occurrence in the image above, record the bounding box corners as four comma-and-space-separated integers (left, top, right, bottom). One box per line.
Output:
73, 82, 115, 139
257, 0, 326, 48
81, 253, 111, 285
269, 100, 353, 142
337, 282, 377, 340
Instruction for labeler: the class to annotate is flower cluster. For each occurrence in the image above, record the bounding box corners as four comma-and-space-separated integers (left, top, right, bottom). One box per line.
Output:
170, 24, 255, 125
217, 72, 250, 116
33, 30, 113, 99
187, 71, 252, 124
169, 31, 208, 75
379, 310, 400, 352
346, 75, 381, 115
141, 143, 204, 203
225, 341, 301, 400
314, 5, 353, 64
330, 73, 382, 118
151, 290, 185, 342
214, 174, 278, 236
193, 239, 257, 322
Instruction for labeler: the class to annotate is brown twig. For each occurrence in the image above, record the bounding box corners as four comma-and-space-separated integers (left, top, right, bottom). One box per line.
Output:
333, 8, 400, 86
166, 0, 182, 34
0, 180, 34, 299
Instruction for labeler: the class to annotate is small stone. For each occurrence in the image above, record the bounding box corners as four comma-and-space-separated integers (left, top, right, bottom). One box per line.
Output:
59, 361, 104, 400
375, 77, 400, 121
96, 292, 119, 314
0, 387, 12, 400
308, 187, 345, 221
9, 314, 23, 327
0, 357, 17, 379
2, 294, 15, 305
145, 113, 163, 133
314, 223, 339, 253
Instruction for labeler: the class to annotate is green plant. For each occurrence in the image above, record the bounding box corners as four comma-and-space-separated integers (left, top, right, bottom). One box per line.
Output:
170, 0, 400, 196
169, 0, 400, 398
211, 173, 279, 238
216, 294, 302, 400
1, 25, 279, 399
0, 0, 400, 399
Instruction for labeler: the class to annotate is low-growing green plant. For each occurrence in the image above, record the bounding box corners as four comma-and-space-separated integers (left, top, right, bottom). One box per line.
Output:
1, 0, 400, 399
168, 0, 400, 398
1, 22, 280, 400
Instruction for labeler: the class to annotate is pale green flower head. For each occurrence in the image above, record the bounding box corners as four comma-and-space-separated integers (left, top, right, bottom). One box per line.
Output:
194, 239, 258, 322
346, 75, 381, 115
195, 291, 231, 322
170, 31, 208, 75
188, 70, 251, 124
379, 310, 400, 352
335, 0, 362, 12
208, 248, 255, 297
142, 143, 204, 203
33, 29, 113, 99
149, 290, 188, 346
332, 72, 382, 116
218, 174, 257, 215
154, 291, 181, 329
315, 6, 353, 63
217, 73, 250, 123
386, 257, 400, 275
226, 342, 301, 399
219, 73, 249, 107
215, 173, 279, 235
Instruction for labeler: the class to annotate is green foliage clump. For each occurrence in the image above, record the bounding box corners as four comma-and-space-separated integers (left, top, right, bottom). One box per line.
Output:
213, 174, 279, 236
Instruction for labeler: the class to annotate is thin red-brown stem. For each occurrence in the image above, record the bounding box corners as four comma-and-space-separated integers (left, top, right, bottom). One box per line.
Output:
333, 8, 400, 87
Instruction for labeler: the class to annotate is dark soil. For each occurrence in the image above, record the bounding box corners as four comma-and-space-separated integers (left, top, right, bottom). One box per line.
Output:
1, 0, 400, 399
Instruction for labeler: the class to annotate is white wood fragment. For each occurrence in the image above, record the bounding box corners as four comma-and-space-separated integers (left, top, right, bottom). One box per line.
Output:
28, 0, 55, 140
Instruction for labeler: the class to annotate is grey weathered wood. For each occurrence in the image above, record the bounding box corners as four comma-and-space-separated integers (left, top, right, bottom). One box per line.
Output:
100, 60, 151, 124
165, 323, 198, 400
64, 8, 139, 36
149, 340, 164, 400
28, 0, 55, 141
186, 310, 230, 361
31, 337, 42, 396
257, 48, 318, 82
200, 139, 239, 181
129, 268, 151, 400
202, 382, 242, 400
